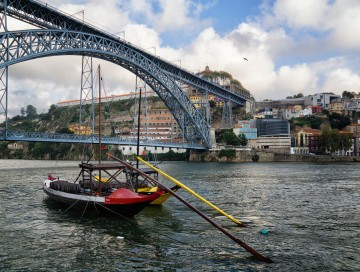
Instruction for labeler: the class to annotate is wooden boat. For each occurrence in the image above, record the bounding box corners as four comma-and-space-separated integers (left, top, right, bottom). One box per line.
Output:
125, 165, 180, 205
43, 161, 165, 217
43, 65, 166, 216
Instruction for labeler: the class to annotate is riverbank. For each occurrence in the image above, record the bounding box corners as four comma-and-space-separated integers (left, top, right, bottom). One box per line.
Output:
189, 149, 360, 162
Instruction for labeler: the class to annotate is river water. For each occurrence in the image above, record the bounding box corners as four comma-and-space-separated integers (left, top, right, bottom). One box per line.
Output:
0, 159, 359, 271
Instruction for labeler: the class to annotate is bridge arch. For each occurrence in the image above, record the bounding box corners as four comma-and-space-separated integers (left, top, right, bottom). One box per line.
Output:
0, 29, 211, 148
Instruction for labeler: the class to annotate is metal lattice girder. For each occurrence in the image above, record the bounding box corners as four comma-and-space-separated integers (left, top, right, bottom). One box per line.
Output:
0, 67, 6, 114
79, 55, 94, 134
0, 129, 206, 149
0, 1, 8, 130
221, 101, 233, 129
0, 29, 211, 147
0, 0, 249, 106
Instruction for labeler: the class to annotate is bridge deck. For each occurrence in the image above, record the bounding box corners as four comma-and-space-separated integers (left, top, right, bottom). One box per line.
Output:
0, 130, 206, 150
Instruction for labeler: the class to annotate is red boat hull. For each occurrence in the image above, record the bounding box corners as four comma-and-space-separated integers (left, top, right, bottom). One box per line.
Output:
43, 182, 161, 217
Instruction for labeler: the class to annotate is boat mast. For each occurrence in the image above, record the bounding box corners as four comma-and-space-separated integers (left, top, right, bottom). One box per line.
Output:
136, 87, 142, 170
98, 65, 102, 182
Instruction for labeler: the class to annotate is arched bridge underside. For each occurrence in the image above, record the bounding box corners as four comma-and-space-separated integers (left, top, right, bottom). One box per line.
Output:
0, 29, 213, 147
0, 0, 250, 149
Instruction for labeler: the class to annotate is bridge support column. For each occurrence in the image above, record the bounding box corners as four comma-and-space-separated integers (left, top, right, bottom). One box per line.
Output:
221, 100, 233, 129
79, 56, 94, 135
0, 1, 9, 137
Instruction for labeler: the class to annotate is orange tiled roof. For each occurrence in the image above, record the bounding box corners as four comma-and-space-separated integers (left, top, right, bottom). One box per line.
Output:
300, 128, 321, 135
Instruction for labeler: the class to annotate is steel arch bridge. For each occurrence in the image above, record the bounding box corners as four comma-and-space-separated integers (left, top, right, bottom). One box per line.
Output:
0, 0, 249, 150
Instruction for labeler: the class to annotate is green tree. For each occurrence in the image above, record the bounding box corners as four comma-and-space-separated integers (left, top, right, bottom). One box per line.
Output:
216, 129, 240, 145
328, 113, 350, 130
329, 129, 340, 154
339, 133, 353, 152
20, 107, 26, 116
288, 115, 325, 130
251, 153, 260, 162
31, 142, 50, 159
239, 134, 248, 146
319, 127, 346, 155
55, 127, 74, 134
319, 125, 331, 154
342, 91, 354, 99
218, 149, 236, 158
49, 104, 57, 114
222, 130, 240, 146
26, 105, 37, 118
0, 142, 10, 158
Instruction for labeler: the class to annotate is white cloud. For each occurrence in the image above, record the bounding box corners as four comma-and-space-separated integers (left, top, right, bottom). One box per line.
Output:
270, 0, 360, 50
273, 0, 330, 29
322, 68, 360, 92
275, 64, 318, 95
58, 0, 130, 34
127, 0, 212, 33
2, 0, 360, 119
326, 1, 360, 50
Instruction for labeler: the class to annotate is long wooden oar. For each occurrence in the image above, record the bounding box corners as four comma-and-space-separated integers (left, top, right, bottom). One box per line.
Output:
137, 156, 245, 227
107, 153, 273, 263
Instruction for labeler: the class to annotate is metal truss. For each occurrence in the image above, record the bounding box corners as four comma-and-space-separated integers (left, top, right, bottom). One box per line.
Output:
0, 29, 211, 147
221, 101, 233, 129
0, 129, 206, 150
79, 55, 94, 134
0, 0, 252, 149
0, 0, 8, 133
0, 0, 249, 105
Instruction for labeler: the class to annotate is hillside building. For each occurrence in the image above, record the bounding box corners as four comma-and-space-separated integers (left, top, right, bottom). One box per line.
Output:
295, 127, 321, 147
188, 66, 252, 113
68, 124, 92, 135
282, 105, 312, 119
57, 91, 156, 107
328, 100, 344, 114
304, 93, 341, 109
250, 136, 291, 152
233, 120, 257, 139
252, 118, 290, 137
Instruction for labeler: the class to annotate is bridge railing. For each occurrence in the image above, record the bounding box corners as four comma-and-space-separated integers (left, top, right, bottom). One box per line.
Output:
0, 130, 206, 149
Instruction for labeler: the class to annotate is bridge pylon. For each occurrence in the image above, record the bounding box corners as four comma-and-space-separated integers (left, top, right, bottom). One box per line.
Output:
79, 56, 94, 135
221, 100, 233, 129
0, 1, 8, 133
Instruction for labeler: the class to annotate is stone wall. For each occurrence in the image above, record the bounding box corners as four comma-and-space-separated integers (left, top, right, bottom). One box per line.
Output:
189, 149, 360, 162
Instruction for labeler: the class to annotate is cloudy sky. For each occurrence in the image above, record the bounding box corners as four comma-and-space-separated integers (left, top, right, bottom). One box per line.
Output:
3, 0, 360, 117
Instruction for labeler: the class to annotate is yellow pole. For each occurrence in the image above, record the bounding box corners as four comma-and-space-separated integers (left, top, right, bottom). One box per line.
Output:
136, 156, 245, 227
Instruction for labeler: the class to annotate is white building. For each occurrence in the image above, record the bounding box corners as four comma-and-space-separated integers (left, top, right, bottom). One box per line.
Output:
283, 106, 312, 119
304, 93, 341, 109
118, 145, 186, 155
57, 91, 156, 107
253, 110, 273, 119
250, 136, 291, 152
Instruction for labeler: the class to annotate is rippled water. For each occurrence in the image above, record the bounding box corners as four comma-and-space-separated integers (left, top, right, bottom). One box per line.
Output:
0, 159, 359, 271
